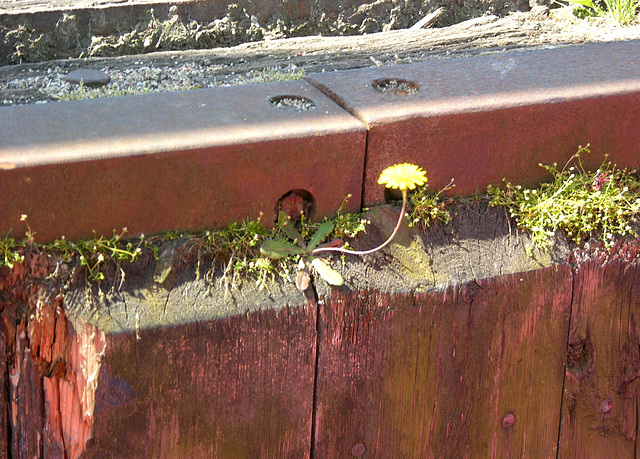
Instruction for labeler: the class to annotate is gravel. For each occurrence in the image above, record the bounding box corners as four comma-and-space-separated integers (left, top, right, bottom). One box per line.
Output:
2, 7, 640, 107
1, 60, 306, 106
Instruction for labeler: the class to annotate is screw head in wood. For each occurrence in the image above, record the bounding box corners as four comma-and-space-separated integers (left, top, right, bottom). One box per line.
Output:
351, 442, 365, 457
502, 413, 515, 428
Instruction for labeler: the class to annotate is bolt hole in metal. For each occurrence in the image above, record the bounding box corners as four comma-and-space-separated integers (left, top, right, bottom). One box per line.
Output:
372, 78, 420, 95
275, 189, 315, 223
269, 95, 316, 111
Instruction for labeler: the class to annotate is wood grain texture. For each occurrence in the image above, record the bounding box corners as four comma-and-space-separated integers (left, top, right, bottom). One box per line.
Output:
0, 326, 8, 459
3, 209, 640, 457
81, 304, 318, 458
313, 266, 572, 457
559, 257, 640, 457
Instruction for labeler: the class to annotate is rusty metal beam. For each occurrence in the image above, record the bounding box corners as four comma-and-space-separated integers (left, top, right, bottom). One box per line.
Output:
307, 40, 640, 204
2, 40, 639, 242
0, 81, 366, 242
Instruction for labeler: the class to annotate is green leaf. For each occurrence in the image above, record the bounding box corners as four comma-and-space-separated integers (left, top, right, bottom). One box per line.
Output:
260, 240, 306, 259
311, 257, 344, 286
278, 212, 305, 248
567, 0, 595, 6
307, 222, 334, 252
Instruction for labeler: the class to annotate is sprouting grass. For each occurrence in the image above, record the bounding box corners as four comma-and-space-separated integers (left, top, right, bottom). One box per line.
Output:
237, 67, 306, 85
408, 179, 455, 228
568, 0, 640, 25
0, 196, 370, 290
488, 145, 640, 251
0, 232, 24, 269
50, 228, 145, 283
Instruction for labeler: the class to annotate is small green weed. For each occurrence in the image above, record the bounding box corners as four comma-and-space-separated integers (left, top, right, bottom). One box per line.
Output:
260, 195, 370, 290
197, 214, 280, 287
299, 194, 370, 247
0, 232, 23, 269
261, 164, 431, 291
567, 0, 639, 25
488, 145, 640, 251
409, 179, 455, 228
261, 212, 346, 290
50, 228, 145, 283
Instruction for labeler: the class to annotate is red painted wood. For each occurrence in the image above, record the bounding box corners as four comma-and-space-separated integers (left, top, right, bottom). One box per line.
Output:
3, 243, 640, 456
313, 266, 572, 457
306, 41, 640, 203
0, 327, 8, 458
558, 257, 640, 457
81, 304, 318, 458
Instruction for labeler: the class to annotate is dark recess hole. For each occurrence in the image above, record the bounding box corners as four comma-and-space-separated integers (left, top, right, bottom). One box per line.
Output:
275, 189, 315, 223
372, 78, 420, 95
566, 339, 592, 375
269, 95, 315, 111
383, 187, 404, 203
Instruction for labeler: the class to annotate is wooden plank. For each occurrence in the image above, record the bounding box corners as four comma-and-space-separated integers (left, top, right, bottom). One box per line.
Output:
0, 325, 8, 458
81, 304, 317, 458
558, 258, 640, 457
10, 328, 45, 458
313, 266, 572, 457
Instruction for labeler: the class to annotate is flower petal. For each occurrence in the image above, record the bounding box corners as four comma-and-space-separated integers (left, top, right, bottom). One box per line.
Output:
378, 163, 427, 190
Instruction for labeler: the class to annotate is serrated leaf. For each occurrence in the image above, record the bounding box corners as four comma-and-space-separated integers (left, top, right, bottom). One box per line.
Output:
307, 222, 334, 252
260, 240, 306, 259
278, 212, 305, 248
311, 257, 344, 286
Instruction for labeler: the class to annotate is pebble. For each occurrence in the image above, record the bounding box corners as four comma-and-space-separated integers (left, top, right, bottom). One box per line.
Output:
65, 69, 111, 86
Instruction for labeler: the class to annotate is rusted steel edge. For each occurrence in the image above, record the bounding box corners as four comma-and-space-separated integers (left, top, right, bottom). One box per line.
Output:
1, 40, 639, 242
305, 40, 640, 200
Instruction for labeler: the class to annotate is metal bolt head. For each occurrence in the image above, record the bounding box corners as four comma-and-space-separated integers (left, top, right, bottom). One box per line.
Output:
502, 413, 515, 428
351, 442, 365, 457
600, 398, 613, 413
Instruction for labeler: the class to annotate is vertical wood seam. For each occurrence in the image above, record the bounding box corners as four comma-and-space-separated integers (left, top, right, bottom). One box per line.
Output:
556, 265, 576, 459
309, 281, 322, 458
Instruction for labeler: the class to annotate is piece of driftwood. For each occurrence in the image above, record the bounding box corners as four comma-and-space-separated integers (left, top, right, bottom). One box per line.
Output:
409, 7, 446, 29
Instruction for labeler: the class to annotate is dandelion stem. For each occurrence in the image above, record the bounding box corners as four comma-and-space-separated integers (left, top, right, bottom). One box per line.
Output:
312, 190, 407, 256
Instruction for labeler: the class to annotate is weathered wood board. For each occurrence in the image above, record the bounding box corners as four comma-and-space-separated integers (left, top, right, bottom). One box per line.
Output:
313, 266, 572, 457
559, 254, 640, 457
81, 305, 317, 458
1, 204, 640, 457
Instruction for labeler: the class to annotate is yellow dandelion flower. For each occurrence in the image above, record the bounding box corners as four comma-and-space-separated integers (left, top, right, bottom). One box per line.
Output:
377, 163, 427, 191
